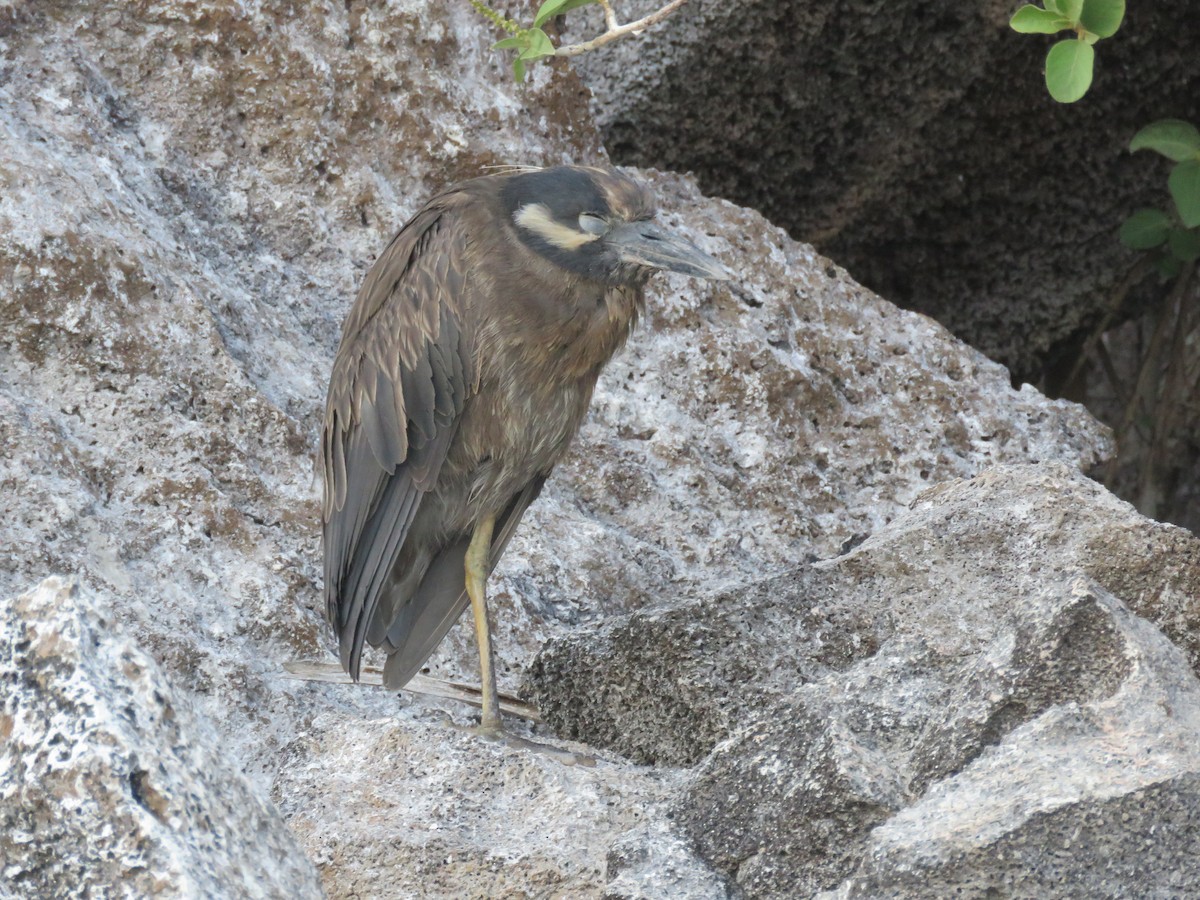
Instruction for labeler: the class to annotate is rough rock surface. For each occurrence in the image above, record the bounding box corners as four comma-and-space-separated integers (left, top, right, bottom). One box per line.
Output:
270, 709, 711, 898
0, 577, 323, 898
563, 0, 1200, 380
0, 0, 1173, 897
530, 463, 1200, 897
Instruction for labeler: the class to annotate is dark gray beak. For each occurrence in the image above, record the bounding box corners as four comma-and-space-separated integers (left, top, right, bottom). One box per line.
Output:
608, 221, 730, 281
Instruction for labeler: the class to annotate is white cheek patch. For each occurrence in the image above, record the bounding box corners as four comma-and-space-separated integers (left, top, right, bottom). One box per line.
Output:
515, 203, 601, 251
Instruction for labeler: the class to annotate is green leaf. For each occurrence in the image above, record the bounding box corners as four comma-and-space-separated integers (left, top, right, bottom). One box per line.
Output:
1079, 0, 1124, 37
1010, 5, 1071, 33
1169, 159, 1200, 228
1045, 40, 1094, 103
1130, 120, 1200, 162
1156, 253, 1183, 279
513, 56, 527, 82
493, 36, 523, 50
1119, 208, 1171, 249
1057, 0, 1084, 21
1168, 227, 1200, 262
1044, 0, 1063, 11
534, 0, 595, 27
517, 27, 555, 60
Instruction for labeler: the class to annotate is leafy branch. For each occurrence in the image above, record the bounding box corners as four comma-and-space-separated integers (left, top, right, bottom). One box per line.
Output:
1009, 0, 1125, 102
470, 0, 691, 81
1068, 119, 1200, 518
1008, 4, 1200, 522
1119, 120, 1200, 277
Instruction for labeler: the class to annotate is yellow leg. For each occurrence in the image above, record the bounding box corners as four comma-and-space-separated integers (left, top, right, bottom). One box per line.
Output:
465, 514, 501, 734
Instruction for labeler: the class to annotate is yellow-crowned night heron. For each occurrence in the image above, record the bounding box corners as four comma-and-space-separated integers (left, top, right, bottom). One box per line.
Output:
322, 165, 727, 734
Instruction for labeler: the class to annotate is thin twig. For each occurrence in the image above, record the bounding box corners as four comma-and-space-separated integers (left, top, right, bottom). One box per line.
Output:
1095, 334, 1126, 410
1138, 296, 1178, 513
596, 0, 620, 31
1141, 262, 1198, 514
555, 0, 691, 57
1062, 256, 1152, 394
1105, 261, 1196, 486
1105, 300, 1171, 484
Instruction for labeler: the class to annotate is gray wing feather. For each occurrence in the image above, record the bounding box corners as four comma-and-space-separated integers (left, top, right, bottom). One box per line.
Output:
361, 368, 405, 473
322, 199, 476, 681
380, 475, 547, 690
401, 352, 437, 442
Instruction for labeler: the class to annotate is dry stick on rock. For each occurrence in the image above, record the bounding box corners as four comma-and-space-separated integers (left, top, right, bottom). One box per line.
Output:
282, 660, 543, 722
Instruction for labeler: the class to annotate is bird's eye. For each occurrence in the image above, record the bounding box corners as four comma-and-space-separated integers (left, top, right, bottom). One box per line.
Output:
578, 213, 609, 236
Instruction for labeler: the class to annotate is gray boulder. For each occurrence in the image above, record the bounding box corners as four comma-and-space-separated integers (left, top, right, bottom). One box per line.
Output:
0, 577, 323, 899
563, 0, 1200, 381
3, 0, 1188, 896
530, 463, 1200, 897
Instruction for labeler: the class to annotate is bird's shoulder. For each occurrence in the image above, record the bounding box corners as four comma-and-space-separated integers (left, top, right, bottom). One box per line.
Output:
324, 186, 487, 444
338, 190, 478, 348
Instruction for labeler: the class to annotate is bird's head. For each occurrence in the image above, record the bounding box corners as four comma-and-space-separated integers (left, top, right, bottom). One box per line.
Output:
501, 166, 729, 287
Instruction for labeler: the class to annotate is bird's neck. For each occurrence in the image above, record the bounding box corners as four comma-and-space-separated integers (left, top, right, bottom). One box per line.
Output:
555, 283, 643, 380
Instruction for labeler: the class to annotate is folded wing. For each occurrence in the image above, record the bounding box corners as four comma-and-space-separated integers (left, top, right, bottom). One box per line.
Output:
322, 200, 478, 681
